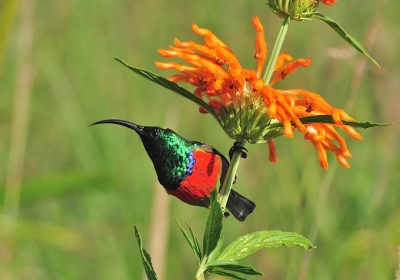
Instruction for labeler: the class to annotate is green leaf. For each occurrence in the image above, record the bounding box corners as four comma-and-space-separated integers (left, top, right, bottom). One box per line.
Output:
206, 259, 262, 276
218, 230, 314, 261
212, 264, 263, 276
187, 222, 202, 262
134, 226, 158, 280
268, 115, 393, 130
203, 190, 223, 257
213, 270, 249, 280
300, 115, 392, 128
207, 236, 224, 263
312, 12, 379, 67
205, 259, 239, 268
173, 217, 202, 264
112, 57, 223, 128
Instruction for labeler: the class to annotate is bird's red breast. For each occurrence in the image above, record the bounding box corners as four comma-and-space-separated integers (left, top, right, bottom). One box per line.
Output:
167, 148, 222, 206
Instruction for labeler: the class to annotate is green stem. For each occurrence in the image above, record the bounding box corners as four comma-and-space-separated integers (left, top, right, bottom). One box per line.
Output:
195, 256, 207, 280
218, 135, 247, 212
218, 16, 291, 212
262, 15, 291, 84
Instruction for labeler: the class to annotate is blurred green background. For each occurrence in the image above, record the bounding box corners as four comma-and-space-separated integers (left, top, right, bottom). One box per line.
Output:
1, 0, 399, 279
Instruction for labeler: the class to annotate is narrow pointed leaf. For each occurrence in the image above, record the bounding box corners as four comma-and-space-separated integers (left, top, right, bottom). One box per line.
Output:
187, 222, 202, 262
268, 115, 393, 130
112, 57, 223, 128
213, 270, 249, 280
203, 190, 223, 257
212, 264, 263, 276
218, 230, 314, 261
313, 12, 379, 67
205, 259, 238, 268
207, 260, 263, 276
173, 217, 202, 264
134, 226, 158, 280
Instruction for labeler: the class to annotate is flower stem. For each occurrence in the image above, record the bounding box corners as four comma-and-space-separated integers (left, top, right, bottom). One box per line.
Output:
263, 15, 291, 84
195, 257, 207, 280
218, 135, 247, 212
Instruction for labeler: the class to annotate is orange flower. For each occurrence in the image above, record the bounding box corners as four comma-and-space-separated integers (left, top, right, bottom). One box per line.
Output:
321, 0, 337, 6
155, 16, 361, 169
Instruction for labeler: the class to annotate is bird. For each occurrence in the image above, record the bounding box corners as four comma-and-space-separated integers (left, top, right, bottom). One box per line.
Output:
90, 119, 255, 221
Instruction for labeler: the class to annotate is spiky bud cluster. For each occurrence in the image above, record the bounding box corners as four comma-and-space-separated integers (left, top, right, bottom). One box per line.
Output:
267, 0, 319, 21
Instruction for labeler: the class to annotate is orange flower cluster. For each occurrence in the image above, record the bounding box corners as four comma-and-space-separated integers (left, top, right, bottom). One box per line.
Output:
155, 16, 361, 169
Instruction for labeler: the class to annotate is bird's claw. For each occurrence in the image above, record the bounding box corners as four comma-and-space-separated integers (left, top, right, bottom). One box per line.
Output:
229, 142, 248, 160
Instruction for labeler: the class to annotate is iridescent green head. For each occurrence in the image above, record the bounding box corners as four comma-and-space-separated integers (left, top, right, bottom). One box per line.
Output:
90, 119, 198, 189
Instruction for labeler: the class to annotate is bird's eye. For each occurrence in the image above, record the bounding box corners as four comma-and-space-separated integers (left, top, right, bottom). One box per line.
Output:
151, 131, 159, 138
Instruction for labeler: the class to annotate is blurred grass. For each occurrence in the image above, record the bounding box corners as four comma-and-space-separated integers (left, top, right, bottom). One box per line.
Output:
1, 0, 399, 279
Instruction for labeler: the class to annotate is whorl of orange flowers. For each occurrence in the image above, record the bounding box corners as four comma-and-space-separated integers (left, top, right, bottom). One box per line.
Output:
155, 16, 361, 169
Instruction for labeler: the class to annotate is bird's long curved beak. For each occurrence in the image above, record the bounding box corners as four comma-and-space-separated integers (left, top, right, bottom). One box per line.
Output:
89, 119, 144, 135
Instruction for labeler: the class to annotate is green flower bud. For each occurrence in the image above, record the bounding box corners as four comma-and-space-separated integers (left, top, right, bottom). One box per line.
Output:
267, 0, 319, 21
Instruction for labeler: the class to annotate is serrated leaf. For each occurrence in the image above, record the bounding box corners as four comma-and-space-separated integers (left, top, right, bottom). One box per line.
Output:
213, 264, 263, 276
134, 226, 158, 280
173, 217, 202, 264
218, 230, 314, 261
268, 115, 393, 130
312, 12, 379, 67
213, 270, 249, 280
112, 57, 223, 128
299, 115, 392, 129
203, 190, 223, 257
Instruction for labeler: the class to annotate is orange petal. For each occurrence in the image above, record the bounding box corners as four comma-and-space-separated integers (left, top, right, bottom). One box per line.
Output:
321, 0, 337, 6
341, 125, 363, 139
311, 141, 329, 169
270, 58, 311, 86
273, 53, 292, 73
252, 16, 267, 77
199, 107, 209, 114
283, 119, 294, 137
267, 139, 278, 163
304, 124, 326, 142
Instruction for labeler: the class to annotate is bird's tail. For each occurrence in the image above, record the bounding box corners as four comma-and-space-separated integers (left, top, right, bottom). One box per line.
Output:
226, 190, 256, 221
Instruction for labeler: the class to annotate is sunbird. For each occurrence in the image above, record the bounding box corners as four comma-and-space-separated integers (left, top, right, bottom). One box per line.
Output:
90, 119, 255, 221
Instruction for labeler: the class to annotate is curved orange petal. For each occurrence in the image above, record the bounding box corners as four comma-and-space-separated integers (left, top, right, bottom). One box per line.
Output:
304, 124, 326, 142
252, 16, 267, 77
270, 58, 311, 86
267, 139, 278, 162
273, 53, 292, 73
311, 140, 329, 169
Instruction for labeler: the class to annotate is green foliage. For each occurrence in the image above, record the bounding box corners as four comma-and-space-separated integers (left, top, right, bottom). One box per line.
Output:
0, 171, 112, 205
173, 190, 314, 279
218, 231, 314, 261
134, 226, 158, 280
2, 0, 399, 279
313, 12, 379, 67
202, 190, 223, 257
112, 59, 390, 138
173, 217, 202, 264
112, 58, 223, 128
270, 115, 392, 130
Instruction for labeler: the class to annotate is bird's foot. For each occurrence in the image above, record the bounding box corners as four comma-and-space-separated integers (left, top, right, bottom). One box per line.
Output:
229, 142, 248, 160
